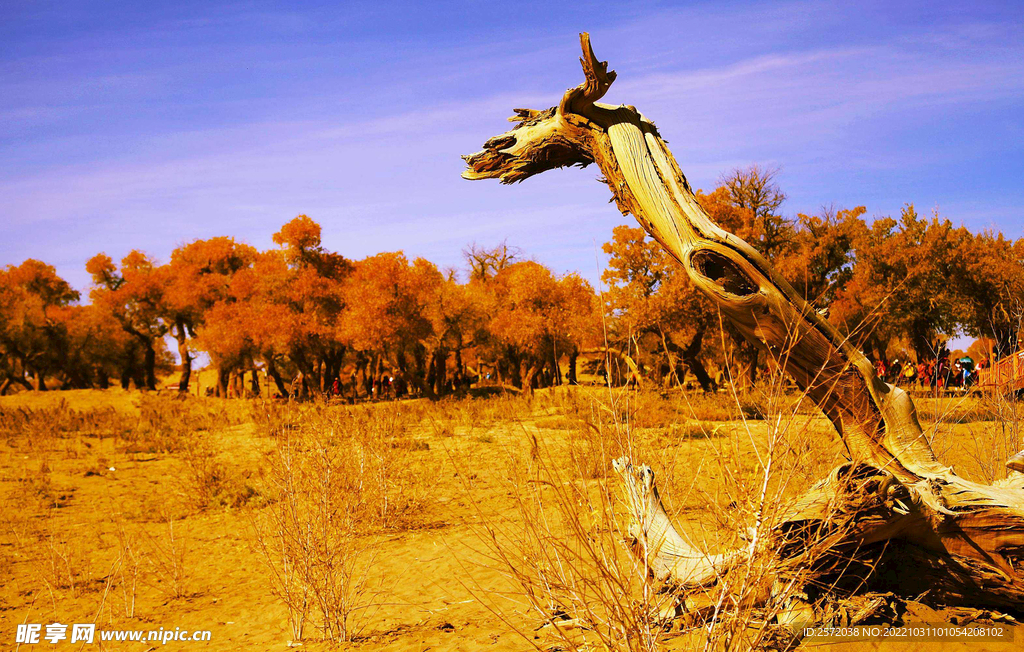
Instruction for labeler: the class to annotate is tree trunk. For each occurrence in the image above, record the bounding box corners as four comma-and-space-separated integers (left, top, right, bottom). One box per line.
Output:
424, 349, 437, 398
464, 32, 1024, 619
143, 339, 157, 391
434, 347, 448, 397
568, 349, 579, 385
506, 349, 523, 389
523, 362, 541, 395
132, 367, 146, 392
454, 346, 465, 387
10, 374, 34, 393
738, 339, 759, 390
175, 320, 191, 394
216, 367, 229, 398
267, 358, 289, 396
680, 326, 716, 392
656, 325, 683, 388
410, 346, 426, 396
324, 349, 343, 391
291, 353, 315, 400
909, 323, 936, 364
550, 345, 562, 386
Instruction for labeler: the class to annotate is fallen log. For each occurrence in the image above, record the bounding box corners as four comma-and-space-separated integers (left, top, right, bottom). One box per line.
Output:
463, 33, 1024, 618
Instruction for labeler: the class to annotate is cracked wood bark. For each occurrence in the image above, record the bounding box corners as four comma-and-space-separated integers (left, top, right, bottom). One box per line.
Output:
463, 33, 1024, 613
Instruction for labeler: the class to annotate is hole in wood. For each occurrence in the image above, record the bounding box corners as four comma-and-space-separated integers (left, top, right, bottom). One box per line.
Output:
690, 250, 758, 296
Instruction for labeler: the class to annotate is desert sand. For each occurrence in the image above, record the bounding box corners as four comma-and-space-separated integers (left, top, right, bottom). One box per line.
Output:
2, 384, 1021, 651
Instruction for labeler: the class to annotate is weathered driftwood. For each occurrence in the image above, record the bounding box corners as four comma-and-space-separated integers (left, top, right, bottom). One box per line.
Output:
463, 33, 1024, 616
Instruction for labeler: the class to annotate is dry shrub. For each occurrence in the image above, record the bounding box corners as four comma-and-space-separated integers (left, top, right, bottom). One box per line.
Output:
563, 395, 651, 481
918, 393, 1021, 425
533, 415, 577, 430
566, 423, 614, 480
0, 401, 131, 453
252, 398, 304, 438
666, 420, 722, 439
177, 430, 259, 511
126, 394, 251, 454
143, 516, 190, 599
678, 391, 774, 423
114, 520, 144, 618
394, 398, 428, 422
252, 404, 430, 643
0, 472, 41, 595
23, 516, 96, 616
0, 542, 12, 590
350, 405, 433, 528
15, 461, 61, 509
471, 415, 671, 652
546, 386, 773, 436
471, 362, 850, 651
41, 527, 81, 597
178, 432, 226, 509
927, 391, 1023, 484
416, 390, 537, 441
426, 412, 458, 439
618, 390, 689, 429
484, 391, 532, 423
421, 395, 492, 439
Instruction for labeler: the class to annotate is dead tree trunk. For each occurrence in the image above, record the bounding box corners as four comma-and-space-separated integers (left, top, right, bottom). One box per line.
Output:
463, 33, 1024, 616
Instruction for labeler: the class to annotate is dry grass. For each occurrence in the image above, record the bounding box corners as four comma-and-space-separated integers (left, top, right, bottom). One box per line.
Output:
923, 391, 1024, 485
250, 401, 436, 642
144, 516, 191, 599
0, 385, 1020, 650
461, 365, 942, 651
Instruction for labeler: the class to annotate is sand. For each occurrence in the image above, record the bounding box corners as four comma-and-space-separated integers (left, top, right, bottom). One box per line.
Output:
1, 387, 1021, 651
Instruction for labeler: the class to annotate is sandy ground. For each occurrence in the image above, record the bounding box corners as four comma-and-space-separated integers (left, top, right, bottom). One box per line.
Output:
1, 387, 1022, 651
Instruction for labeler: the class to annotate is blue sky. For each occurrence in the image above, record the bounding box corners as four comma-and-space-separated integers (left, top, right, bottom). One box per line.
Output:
2, 0, 1023, 298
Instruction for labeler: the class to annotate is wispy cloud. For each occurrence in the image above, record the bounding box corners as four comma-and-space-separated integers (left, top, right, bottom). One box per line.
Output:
2, 0, 1022, 295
